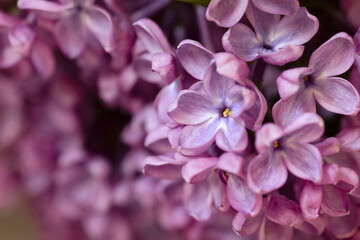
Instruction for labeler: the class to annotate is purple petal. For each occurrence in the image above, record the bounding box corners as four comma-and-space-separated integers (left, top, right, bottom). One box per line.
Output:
337, 127, 360, 152
259, 219, 293, 240
203, 63, 235, 102
216, 118, 248, 152
272, 90, 316, 127
283, 112, 324, 144
321, 185, 349, 217
209, 171, 230, 211
325, 204, 358, 239
299, 182, 322, 220
17, 0, 70, 13
234, 211, 263, 236
179, 118, 220, 155
277, 67, 310, 100
214, 52, 249, 84
168, 90, 217, 125
320, 164, 339, 185
222, 24, 262, 62
54, 15, 87, 59
309, 32, 355, 78
0, 45, 22, 68
272, 7, 318, 48
265, 196, 303, 227
181, 157, 217, 183
261, 45, 304, 66
152, 52, 178, 85
255, 123, 285, 154
206, 0, 248, 27
183, 181, 212, 221
252, 0, 299, 15
312, 77, 360, 115
85, 6, 113, 52
282, 143, 322, 183
336, 167, 359, 193
143, 155, 184, 180
133, 18, 172, 54
227, 174, 261, 214
314, 137, 340, 156
176, 40, 213, 80
247, 152, 287, 194
246, 1, 280, 43
241, 81, 267, 131
30, 39, 55, 79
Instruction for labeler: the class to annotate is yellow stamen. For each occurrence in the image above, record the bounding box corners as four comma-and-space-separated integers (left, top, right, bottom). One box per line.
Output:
273, 140, 279, 149
222, 108, 231, 118
304, 75, 309, 82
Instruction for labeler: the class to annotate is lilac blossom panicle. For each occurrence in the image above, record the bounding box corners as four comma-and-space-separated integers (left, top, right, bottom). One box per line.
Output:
1, 0, 360, 240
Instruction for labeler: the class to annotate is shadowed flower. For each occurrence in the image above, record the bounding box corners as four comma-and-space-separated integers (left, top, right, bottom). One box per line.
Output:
223, 2, 318, 65
275, 32, 359, 126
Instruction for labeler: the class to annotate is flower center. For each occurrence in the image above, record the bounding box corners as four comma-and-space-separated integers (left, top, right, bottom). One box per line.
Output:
222, 107, 231, 118
303, 74, 314, 87
273, 140, 279, 149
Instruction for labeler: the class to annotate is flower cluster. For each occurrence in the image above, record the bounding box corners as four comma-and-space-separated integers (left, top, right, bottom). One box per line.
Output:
1, 0, 360, 239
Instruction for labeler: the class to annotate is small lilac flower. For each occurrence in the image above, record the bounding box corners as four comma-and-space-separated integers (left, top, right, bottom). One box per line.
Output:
206, 0, 299, 28
18, 0, 113, 59
223, 2, 318, 65
275, 32, 359, 126
248, 113, 324, 194
168, 64, 256, 155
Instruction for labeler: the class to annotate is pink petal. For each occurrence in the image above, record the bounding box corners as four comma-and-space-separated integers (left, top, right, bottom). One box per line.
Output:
143, 155, 184, 180
234, 211, 263, 236
217, 152, 244, 176
265, 196, 303, 227
181, 157, 217, 183
272, 90, 316, 127
314, 137, 341, 156
133, 18, 172, 54
247, 152, 287, 194
336, 167, 359, 193
259, 219, 293, 240
283, 112, 324, 144
168, 90, 217, 125
337, 127, 360, 152
299, 182, 322, 220
152, 52, 178, 85
320, 164, 340, 185
227, 174, 261, 214
0, 45, 22, 68
222, 24, 262, 62
85, 6, 113, 52
252, 0, 299, 15
261, 45, 304, 66
325, 204, 358, 239
209, 171, 230, 211
312, 77, 360, 115
17, 0, 70, 13
30, 39, 55, 79
183, 181, 212, 221
179, 118, 221, 155
309, 32, 355, 78
321, 185, 349, 217
272, 7, 318, 48
206, 0, 248, 27
277, 67, 311, 100
255, 123, 285, 154
54, 15, 87, 59
176, 39, 213, 80
214, 52, 249, 84
282, 143, 322, 183
215, 118, 248, 152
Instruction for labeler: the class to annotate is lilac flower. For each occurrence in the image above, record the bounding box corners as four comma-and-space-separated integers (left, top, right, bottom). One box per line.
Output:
275, 32, 359, 126
248, 113, 324, 194
206, 0, 299, 27
168, 64, 256, 155
223, 2, 318, 65
18, 0, 113, 59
